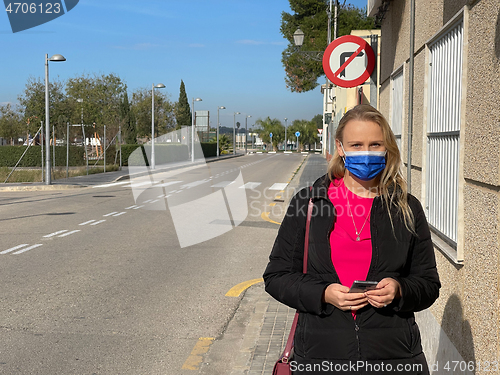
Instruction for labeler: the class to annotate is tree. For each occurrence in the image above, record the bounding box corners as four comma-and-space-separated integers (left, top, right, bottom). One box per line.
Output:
281, 1, 377, 92
312, 113, 323, 129
0, 104, 23, 145
174, 80, 191, 128
130, 88, 175, 139
120, 91, 136, 144
66, 73, 127, 136
17, 76, 68, 137
255, 117, 284, 150
218, 134, 231, 153
288, 119, 319, 150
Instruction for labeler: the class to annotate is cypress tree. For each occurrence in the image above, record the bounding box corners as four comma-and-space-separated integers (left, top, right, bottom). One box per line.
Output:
175, 80, 192, 128
120, 91, 137, 144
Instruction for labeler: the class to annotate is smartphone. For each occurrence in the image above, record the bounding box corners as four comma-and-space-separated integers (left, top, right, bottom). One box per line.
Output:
348, 280, 379, 293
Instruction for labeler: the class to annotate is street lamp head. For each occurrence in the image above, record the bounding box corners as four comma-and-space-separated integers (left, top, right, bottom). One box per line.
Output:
247, 115, 252, 118
219, 106, 226, 110
194, 98, 202, 102
154, 83, 166, 89
284, 117, 288, 121
49, 54, 66, 62
235, 112, 240, 115
293, 28, 304, 47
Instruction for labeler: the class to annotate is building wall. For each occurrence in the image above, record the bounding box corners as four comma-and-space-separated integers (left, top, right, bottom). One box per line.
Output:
376, 0, 500, 372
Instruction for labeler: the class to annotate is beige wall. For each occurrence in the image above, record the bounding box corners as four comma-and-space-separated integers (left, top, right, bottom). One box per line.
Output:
377, 0, 500, 372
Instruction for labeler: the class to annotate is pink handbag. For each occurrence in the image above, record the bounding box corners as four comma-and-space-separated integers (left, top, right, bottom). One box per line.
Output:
272, 197, 314, 375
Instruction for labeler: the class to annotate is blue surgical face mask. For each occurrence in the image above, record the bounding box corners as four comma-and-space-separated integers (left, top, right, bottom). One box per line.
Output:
340, 142, 387, 181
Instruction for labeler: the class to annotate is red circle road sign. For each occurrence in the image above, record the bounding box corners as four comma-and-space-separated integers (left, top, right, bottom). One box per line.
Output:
322, 35, 375, 88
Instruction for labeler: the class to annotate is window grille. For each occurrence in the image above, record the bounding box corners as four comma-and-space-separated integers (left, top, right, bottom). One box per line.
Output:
426, 20, 463, 245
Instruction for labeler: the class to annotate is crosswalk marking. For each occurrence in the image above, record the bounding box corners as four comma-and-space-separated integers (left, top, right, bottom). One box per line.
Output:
240, 182, 261, 190
90, 220, 106, 226
103, 212, 118, 217
268, 183, 288, 191
0, 244, 29, 255
13, 244, 43, 255
125, 205, 138, 209
113, 212, 126, 217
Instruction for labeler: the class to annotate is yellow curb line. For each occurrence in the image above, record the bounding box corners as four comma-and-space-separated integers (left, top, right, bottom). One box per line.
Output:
225, 278, 264, 297
181, 337, 215, 370
261, 212, 281, 225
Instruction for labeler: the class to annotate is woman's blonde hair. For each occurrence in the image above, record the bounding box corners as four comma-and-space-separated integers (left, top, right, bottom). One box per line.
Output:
327, 104, 416, 235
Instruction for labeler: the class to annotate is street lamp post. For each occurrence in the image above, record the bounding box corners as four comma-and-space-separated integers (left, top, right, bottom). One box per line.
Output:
76, 98, 89, 175
217, 106, 225, 157
45, 53, 66, 185
245, 115, 251, 154
284, 117, 288, 151
151, 83, 165, 170
191, 98, 202, 162
233, 112, 240, 155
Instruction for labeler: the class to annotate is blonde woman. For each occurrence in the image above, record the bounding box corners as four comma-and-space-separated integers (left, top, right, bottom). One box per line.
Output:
264, 105, 440, 374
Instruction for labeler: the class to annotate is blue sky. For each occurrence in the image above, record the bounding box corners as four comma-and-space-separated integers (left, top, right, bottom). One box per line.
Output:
0, 0, 369, 129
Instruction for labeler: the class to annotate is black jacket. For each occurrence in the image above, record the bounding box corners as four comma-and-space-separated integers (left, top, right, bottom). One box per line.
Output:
263, 175, 440, 373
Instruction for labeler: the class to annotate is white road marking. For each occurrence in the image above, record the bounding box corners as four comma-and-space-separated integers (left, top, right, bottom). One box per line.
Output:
129, 181, 155, 188
43, 230, 68, 238
90, 220, 106, 225
13, 244, 43, 255
103, 212, 118, 217
113, 212, 126, 217
181, 179, 209, 189
269, 183, 289, 191
58, 230, 81, 238
79, 220, 96, 226
1, 244, 28, 255
125, 205, 138, 209
157, 194, 165, 198
240, 182, 261, 190
156, 181, 182, 187
133, 205, 144, 210
211, 181, 234, 188
142, 199, 153, 203
149, 199, 159, 204
92, 181, 130, 188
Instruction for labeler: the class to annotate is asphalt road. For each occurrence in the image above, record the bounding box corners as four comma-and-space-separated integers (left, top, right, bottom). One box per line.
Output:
0, 153, 308, 374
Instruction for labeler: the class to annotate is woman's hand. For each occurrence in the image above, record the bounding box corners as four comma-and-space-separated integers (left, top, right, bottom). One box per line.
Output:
323, 283, 368, 311
365, 278, 401, 308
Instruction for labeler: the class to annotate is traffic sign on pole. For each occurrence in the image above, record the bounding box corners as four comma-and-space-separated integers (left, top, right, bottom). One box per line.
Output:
322, 35, 375, 88
295, 131, 300, 137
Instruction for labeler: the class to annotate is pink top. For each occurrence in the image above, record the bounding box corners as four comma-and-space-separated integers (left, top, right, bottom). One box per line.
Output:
328, 178, 374, 291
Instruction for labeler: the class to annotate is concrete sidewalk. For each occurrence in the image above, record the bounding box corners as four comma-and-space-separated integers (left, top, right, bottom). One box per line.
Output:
224, 154, 329, 375
0, 152, 244, 191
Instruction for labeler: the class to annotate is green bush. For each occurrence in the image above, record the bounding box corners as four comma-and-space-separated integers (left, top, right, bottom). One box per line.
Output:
122, 142, 217, 166
200, 142, 217, 158
0, 146, 85, 167
125, 144, 189, 167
